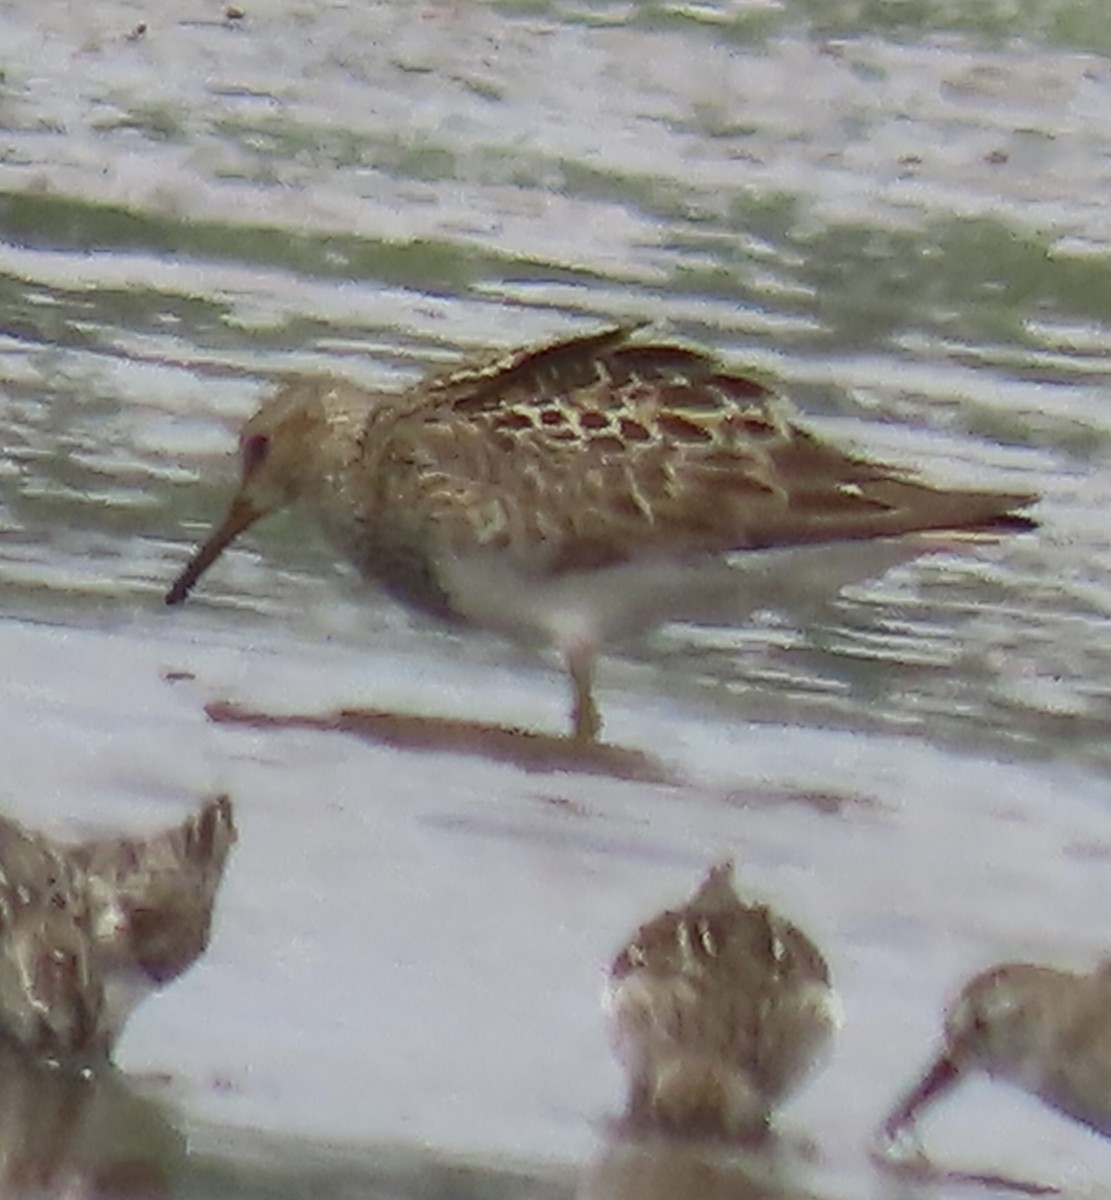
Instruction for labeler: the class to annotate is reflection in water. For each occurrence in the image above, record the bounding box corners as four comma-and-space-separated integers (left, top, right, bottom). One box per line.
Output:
0, 795, 237, 1064
604, 862, 837, 1141
204, 699, 673, 781
179, 1125, 579, 1200
579, 1135, 821, 1200
0, 1039, 180, 1198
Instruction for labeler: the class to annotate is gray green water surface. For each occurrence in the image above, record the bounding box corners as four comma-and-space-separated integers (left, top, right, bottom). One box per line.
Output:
4, 1, 1111, 1197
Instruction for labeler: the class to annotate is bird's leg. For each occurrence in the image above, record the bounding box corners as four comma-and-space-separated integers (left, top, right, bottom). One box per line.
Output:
566, 645, 601, 743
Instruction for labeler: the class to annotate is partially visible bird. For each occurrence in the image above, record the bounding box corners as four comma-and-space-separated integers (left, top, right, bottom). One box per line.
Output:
878, 960, 1111, 1156
70, 793, 237, 992
604, 861, 837, 1140
0, 901, 103, 1067
0, 795, 236, 1065
164, 326, 1037, 742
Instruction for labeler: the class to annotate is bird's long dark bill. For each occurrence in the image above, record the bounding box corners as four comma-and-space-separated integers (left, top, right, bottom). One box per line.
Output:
165, 496, 262, 606
880, 1054, 962, 1140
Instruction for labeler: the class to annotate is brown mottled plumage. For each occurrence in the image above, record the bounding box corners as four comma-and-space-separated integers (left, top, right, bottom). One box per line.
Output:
0, 796, 236, 1065
165, 327, 1036, 740
604, 861, 837, 1140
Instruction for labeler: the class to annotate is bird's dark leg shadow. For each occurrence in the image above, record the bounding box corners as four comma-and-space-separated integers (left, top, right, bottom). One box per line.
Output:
204, 700, 676, 783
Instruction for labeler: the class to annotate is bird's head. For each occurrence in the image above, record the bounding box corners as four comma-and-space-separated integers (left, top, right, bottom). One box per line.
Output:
165, 384, 328, 605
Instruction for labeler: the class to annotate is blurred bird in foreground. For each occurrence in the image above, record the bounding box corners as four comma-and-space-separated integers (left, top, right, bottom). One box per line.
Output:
878, 960, 1111, 1162
604, 861, 837, 1140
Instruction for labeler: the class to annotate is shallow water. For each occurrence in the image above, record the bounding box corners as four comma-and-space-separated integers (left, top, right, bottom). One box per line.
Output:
4, 1, 1111, 1197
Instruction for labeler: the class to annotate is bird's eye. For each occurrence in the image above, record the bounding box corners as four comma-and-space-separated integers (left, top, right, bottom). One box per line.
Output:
241, 433, 270, 477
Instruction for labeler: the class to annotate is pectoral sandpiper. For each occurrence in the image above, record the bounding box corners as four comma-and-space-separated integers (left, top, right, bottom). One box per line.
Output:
0, 796, 236, 1065
878, 961, 1111, 1155
604, 861, 837, 1140
165, 327, 1036, 741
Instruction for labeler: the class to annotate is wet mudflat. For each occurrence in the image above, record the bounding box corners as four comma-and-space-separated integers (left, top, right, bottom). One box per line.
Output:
4, 1, 1111, 1197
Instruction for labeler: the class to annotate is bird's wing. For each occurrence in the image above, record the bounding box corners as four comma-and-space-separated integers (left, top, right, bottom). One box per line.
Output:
382, 331, 1036, 571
